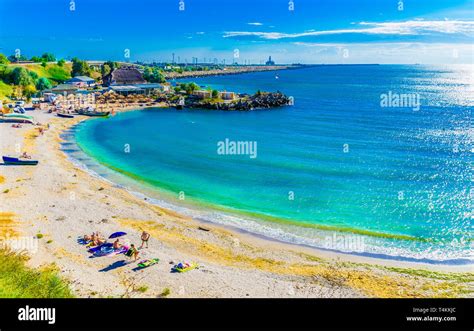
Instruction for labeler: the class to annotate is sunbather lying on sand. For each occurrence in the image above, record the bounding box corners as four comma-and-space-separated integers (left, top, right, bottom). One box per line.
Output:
83, 232, 105, 245
113, 239, 122, 250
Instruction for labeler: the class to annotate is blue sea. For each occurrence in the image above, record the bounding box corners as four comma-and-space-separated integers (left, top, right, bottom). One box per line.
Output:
64, 65, 473, 264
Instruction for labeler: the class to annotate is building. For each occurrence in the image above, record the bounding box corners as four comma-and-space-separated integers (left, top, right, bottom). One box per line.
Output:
193, 90, 212, 99
65, 76, 96, 87
44, 84, 79, 96
265, 56, 275, 66
219, 91, 236, 100
109, 83, 163, 96
103, 67, 146, 86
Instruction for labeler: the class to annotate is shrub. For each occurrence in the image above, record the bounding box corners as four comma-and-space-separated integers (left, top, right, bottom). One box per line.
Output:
160, 287, 171, 297
0, 249, 73, 298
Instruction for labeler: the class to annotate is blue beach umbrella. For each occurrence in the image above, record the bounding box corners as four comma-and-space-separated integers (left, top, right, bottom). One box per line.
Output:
109, 231, 127, 239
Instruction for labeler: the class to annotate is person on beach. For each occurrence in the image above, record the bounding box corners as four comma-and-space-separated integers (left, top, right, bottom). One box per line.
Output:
140, 231, 150, 249
126, 244, 139, 261
90, 232, 105, 246
20, 152, 31, 159
113, 239, 121, 250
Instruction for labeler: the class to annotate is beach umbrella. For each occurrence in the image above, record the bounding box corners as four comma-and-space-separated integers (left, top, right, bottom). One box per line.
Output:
109, 231, 127, 239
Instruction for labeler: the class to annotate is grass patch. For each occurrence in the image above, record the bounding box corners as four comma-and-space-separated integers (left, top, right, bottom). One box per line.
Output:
18, 63, 72, 83
136, 285, 148, 293
0, 81, 13, 99
0, 249, 73, 298
383, 266, 474, 283
160, 287, 171, 297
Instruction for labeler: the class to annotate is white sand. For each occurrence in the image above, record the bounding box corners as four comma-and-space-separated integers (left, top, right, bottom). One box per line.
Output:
0, 109, 471, 298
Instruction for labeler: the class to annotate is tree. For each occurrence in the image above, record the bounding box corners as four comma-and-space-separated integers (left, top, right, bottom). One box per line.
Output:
104, 61, 119, 70
10, 67, 34, 86
0, 54, 10, 65
28, 71, 39, 80
41, 60, 47, 68
143, 67, 165, 83
41, 53, 56, 62
71, 57, 92, 77
23, 84, 37, 101
185, 82, 199, 94
57, 59, 66, 66
36, 77, 52, 91
212, 89, 219, 99
101, 63, 111, 77
30, 56, 42, 63
8, 54, 27, 62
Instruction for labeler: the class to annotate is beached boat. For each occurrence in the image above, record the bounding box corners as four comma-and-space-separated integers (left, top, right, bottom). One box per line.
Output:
77, 109, 110, 117
2, 156, 39, 166
0, 113, 35, 124
57, 113, 75, 118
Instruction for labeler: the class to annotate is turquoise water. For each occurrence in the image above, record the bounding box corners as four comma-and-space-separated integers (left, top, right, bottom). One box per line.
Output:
71, 65, 473, 263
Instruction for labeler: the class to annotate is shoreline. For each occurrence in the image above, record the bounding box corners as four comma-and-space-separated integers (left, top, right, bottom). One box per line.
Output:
164, 65, 296, 80
0, 108, 472, 298
69, 109, 472, 268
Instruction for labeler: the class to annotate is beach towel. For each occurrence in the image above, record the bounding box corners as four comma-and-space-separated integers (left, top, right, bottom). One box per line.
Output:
92, 245, 128, 257
172, 262, 198, 273
88, 242, 112, 253
137, 258, 160, 269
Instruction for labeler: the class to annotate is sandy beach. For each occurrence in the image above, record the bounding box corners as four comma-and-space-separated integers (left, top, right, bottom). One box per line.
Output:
0, 108, 472, 298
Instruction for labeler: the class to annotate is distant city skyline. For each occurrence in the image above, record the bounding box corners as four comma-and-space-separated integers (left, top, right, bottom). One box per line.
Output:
0, 0, 473, 64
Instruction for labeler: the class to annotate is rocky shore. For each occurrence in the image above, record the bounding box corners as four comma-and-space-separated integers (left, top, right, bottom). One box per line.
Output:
164, 65, 295, 79
185, 91, 291, 111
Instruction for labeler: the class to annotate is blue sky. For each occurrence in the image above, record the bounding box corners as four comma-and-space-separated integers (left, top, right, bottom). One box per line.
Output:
0, 0, 473, 64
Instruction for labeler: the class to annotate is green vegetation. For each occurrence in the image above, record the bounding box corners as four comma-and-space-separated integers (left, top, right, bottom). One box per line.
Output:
143, 67, 165, 83
0, 54, 9, 65
0, 81, 13, 98
212, 89, 219, 98
160, 287, 171, 297
72, 57, 92, 77
0, 249, 73, 298
136, 285, 148, 293
101, 60, 119, 77
8, 54, 28, 62
178, 82, 199, 94
0, 52, 72, 99
36, 77, 52, 90
36, 233, 43, 239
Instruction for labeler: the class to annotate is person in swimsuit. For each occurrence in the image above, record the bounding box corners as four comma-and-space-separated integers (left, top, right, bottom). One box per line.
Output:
140, 231, 150, 249
127, 244, 139, 261
113, 239, 121, 250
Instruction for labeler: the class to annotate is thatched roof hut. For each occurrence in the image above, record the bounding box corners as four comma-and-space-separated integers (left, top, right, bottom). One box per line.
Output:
103, 67, 146, 86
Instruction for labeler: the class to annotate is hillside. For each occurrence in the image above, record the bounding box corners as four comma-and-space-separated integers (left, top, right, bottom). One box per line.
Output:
14, 63, 73, 83
0, 63, 73, 100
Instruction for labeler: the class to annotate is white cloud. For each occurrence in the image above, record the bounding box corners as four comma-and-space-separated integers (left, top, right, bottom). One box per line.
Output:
247, 22, 263, 26
224, 20, 474, 39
